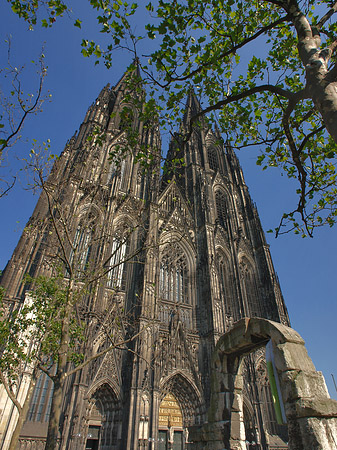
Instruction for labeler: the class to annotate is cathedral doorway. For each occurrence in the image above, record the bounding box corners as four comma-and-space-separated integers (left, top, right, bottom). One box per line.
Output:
85, 425, 101, 449
85, 383, 121, 450
158, 393, 184, 450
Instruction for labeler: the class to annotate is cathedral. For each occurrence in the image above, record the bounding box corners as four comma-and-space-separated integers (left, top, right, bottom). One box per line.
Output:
0, 67, 289, 449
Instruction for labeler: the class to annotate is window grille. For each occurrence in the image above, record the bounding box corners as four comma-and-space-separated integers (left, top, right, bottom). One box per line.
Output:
27, 372, 54, 423
207, 147, 219, 171
215, 191, 227, 228
159, 247, 188, 304
240, 259, 261, 317
69, 225, 93, 275
218, 257, 241, 321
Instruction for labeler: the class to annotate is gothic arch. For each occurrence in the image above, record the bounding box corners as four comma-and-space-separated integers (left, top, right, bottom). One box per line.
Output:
138, 393, 150, 443
77, 203, 103, 222
87, 379, 121, 404
213, 187, 233, 231
83, 382, 122, 450
111, 214, 135, 234
159, 371, 202, 426
104, 214, 136, 292
238, 254, 261, 318
205, 131, 224, 173
207, 146, 221, 172
158, 235, 196, 309
159, 230, 196, 271
69, 204, 103, 276
193, 318, 337, 450
73, 204, 103, 235
216, 248, 241, 323
116, 103, 139, 131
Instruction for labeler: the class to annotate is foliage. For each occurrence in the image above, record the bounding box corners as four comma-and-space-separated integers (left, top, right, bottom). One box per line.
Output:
0, 39, 48, 157
0, 273, 85, 391
7, 0, 68, 28
0, 37, 49, 202
6, 0, 337, 238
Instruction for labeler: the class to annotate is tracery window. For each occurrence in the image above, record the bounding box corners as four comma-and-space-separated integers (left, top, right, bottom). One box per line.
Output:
72, 227, 92, 269
215, 191, 228, 228
218, 255, 241, 322
70, 213, 96, 275
239, 257, 261, 317
107, 235, 128, 290
207, 147, 219, 171
27, 371, 54, 423
106, 158, 116, 184
160, 246, 188, 304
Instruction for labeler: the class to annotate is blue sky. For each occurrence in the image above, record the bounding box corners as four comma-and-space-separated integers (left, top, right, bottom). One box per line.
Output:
1, 1, 337, 401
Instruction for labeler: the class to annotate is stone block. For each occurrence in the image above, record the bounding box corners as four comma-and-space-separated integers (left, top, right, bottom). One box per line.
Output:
295, 398, 337, 418
257, 319, 304, 345
280, 369, 331, 405
230, 418, 243, 440
296, 416, 337, 450
234, 375, 244, 390
274, 342, 316, 372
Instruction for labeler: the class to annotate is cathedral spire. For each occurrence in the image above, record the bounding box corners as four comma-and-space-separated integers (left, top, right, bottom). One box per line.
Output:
182, 89, 202, 126
113, 59, 141, 93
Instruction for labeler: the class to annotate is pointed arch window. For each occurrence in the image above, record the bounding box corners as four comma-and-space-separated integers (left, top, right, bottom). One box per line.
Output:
218, 253, 241, 322
70, 213, 97, 275
215, 191, 228, 228
239, 257, 261, 317
106, 158, 116, 184
27, 370, 55, 423
207, 147, 219, 171
107, 234, 129, 290
72, 227, 92, 269
160, 246, 188, 304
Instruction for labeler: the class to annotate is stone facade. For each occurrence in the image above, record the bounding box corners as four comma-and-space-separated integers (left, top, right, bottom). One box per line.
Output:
0, 68, 290, 449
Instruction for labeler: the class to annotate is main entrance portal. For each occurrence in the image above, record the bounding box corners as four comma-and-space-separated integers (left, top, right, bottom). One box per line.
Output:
158, 394, 184, 450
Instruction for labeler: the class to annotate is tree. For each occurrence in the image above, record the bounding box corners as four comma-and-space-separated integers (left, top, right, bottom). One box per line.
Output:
6, 0, 337, 235
0, 36, 48, 200
83, 0, 337, 237
0, 268, 142, 449
0, 274, 80, 450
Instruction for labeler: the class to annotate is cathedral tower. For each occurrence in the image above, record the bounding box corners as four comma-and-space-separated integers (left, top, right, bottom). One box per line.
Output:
0, 69, 289, 450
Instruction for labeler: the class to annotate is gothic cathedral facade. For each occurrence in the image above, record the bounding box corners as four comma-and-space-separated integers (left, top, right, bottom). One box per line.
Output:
0, 68, 289, 449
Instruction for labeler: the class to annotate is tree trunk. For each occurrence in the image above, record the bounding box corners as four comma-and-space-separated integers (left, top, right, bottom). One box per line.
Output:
45, 286, 73, 450
45, 377, 62, 450
8, 374, 38, 450
290, 2, 337, 144
309, 74, 337, 144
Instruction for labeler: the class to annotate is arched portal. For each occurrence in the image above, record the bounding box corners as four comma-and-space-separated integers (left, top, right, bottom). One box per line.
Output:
85, 383, 121, 450
158, 393, 184, 450
158, 372, 202, 449
190, 318, 337, 450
